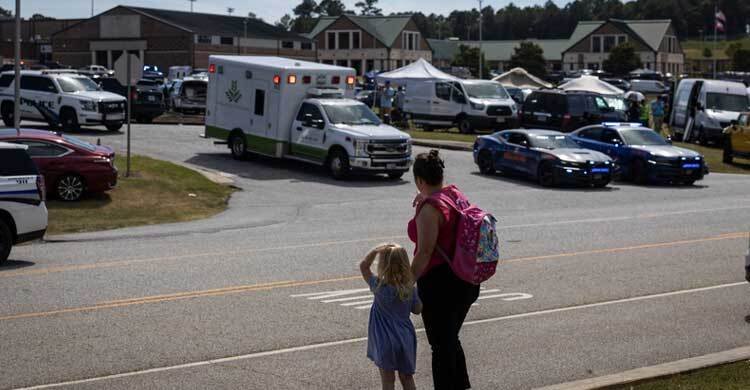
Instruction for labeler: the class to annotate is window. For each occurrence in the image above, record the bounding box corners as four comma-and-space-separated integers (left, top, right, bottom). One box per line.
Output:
296, 102, 324, 122
20, 76, 57, 93
592, 36, 601, 53
16, 140, 69, 157
281, 41, 294, 49
402, 32, 419, 51
506, 133, 529, 147
617, 36, 626, 45
254, 89, 265, 116
738, 114, 748, 126
220, 36, 234, 45
301, 42, 312, 50
578, 127, 603, 141
338, 32, 350, 49
408, 34, 414, 50
601, 129, 623, 145
352, 32, 360, 49
366, 59, 375, 72
604, 36, 616, 52
0, 149, 38, 176
197, 35, 212, 44
396, 60, 403, 68
0, 74, 13, 87
327, 32, 336, 49
435, 82, 451, 101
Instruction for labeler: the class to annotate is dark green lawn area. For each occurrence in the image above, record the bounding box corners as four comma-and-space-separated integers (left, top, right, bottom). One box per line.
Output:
608, 360, 750, 390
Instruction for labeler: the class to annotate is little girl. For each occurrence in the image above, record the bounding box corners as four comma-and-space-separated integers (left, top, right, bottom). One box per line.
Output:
360, 244, 423, 390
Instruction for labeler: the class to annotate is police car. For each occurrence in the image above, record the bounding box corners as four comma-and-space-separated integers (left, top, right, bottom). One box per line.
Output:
0, 142, 48, 263
0, 70, 126, 132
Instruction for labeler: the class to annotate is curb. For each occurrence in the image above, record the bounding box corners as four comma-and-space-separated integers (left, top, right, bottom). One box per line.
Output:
411, 139, 473, 152
534, 345, 750, 390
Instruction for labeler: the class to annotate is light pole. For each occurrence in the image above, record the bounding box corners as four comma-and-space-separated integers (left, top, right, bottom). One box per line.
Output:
91, 0, 94, 16
478, 0, 483, 79
14, 0, 20, 135
243, 18, 248, 55
188, 0, 196, 12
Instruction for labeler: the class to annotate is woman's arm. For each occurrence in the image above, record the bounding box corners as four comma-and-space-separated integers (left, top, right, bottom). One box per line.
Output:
411, 204, 442, 278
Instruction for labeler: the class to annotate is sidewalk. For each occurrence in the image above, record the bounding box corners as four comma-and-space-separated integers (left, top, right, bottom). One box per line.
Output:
535, 345, 750, 390
411, 138, 473, 151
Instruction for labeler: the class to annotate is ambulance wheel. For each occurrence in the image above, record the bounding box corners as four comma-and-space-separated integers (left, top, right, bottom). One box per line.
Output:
1, 102, 14, 127
387, 172, 404, 180
60, 108, 80, 132
328, 149, 350, 180
229, 132, 247, 160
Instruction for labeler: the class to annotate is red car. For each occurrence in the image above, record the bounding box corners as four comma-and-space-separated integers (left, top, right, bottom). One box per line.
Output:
0, 129, 117, 201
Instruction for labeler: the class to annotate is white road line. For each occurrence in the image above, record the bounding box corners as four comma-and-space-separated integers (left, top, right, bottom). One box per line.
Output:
290, 288, 370, 299
477, 293, 534, 301
340, 300, 375, 307
322, 295, 374, 303
479, 289, 500, 294
13, 281, 746, 390
355, 304, 373, 310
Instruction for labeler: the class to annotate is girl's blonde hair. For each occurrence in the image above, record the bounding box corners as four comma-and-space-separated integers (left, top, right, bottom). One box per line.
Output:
376, 244, 414, 301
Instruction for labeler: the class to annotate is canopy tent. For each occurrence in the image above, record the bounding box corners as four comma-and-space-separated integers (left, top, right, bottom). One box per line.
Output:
558, 75, 624, 96
375, 58, 459, 84
491, 67, 552, 89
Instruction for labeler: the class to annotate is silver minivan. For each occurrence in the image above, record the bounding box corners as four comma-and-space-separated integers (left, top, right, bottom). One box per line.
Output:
669, 78, 750, 144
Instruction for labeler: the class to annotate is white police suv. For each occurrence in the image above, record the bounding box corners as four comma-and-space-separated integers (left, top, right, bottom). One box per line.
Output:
0, 70, 126, 132
0, 142, 48, 263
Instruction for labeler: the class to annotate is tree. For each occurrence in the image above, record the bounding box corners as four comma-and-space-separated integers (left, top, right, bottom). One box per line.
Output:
317, 0, 347, 16
452, 45, 489, 79
355, 0, 382, 16
702, 47, 712, 58
603, 43, 643, 76
276, 14, 293, 30
732, 49, 750, 71
291, 0, 318, 33
31, 13, 53, 20
725, 42, 742, 60
0, 7, 11, 18
508, 41, 547, 77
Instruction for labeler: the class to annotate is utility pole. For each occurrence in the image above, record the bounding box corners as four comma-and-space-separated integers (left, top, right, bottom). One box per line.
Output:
188, 0, 196, 13
478, 0, 483, 79
713, 4, 717, 79
14, 0, 20, 135
91, 0, 94, 16
243, 18, 248, 55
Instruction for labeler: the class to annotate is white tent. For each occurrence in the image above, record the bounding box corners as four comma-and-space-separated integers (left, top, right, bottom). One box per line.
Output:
492, 67, 552, 89
375, 58, 459, 84
558, 75, 624, 95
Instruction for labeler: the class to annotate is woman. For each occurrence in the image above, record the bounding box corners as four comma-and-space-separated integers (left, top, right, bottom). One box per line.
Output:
408, 150, 480, 390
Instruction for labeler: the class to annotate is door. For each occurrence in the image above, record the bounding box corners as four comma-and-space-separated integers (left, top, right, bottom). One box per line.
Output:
599, 128, 625, 160
249, 81, 269, 137
20, 76, 57, 120
291, 102, 327, 162
430, 82, 462, 120
503, 132, 533, 174
573, 126, 604, 151
733, 113, 750, 154
12, 139, 72, 187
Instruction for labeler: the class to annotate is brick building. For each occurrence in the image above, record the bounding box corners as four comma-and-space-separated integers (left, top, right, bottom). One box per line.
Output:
305, 14, 432, 75
0, 17, 84, 63
51, 6, 314, 71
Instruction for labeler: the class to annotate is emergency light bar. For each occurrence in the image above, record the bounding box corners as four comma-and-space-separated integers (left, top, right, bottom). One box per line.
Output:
307, 88, 345, 98
602, 122, 642, 127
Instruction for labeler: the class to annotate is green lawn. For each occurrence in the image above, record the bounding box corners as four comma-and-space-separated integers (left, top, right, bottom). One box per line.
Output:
609, 360, 750, 390
47, 155, 235, 235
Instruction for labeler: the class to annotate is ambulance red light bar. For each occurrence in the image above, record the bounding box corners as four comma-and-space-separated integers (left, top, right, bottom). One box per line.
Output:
208, 64, 216, 73
273, 75, 281, 85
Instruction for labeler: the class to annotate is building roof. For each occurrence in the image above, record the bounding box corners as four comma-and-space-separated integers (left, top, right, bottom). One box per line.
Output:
428, 39, 568, 63
563, 19, 673, 53
306, 14, 416, 48
101, 6, 308, 41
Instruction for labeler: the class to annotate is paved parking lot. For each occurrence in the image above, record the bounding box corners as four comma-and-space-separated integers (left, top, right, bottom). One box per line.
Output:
2, 123, 750, 389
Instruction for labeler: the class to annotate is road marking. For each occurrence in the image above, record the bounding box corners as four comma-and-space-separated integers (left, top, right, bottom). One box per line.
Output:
5, 206, 749, 279
13, 281, 746, 390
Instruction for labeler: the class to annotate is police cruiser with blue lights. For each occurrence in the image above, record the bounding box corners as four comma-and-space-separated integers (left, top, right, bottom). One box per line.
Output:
204, 56, 412, 180
571, 122, 707, 185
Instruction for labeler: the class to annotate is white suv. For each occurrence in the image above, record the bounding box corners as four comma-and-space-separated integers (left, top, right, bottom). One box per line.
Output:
0, 142, 48, 263
0, 70, 126, 132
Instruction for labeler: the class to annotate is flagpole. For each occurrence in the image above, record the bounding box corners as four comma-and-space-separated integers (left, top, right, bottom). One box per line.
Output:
713, 4, 717, 79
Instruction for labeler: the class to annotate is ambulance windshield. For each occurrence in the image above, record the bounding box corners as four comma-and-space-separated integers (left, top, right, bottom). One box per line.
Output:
322, 103, 381, 126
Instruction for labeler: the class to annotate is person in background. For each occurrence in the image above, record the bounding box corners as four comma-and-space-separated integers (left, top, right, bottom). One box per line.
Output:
639, 99, 650, 128
627, 99, 641, 123
393, 86, 406, 126
651, 96, 666, 135
380, 81, 395, 122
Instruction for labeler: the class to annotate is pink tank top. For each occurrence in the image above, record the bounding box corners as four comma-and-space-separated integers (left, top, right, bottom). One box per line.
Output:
407, 185, 462, 278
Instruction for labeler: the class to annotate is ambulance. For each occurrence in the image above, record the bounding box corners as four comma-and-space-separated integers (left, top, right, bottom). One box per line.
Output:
204, 56, 412, 179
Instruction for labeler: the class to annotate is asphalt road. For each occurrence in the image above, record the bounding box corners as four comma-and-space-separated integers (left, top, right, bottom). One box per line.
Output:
2, 123, 749, 390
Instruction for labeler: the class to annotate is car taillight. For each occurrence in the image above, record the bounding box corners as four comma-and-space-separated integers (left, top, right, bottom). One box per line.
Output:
36, 175, 46, 202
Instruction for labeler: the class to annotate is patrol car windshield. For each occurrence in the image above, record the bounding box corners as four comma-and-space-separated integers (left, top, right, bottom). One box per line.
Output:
620, 129, 668, 145
529, 135, 579, 149
464, 82, 509, 99
705, 93, 749, 112
62, 135, 97, 152
322, 103, 381, 126
57, 77, 100, 93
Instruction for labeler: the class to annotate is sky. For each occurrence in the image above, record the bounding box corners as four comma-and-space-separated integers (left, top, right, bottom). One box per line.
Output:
3, 0, 569, 27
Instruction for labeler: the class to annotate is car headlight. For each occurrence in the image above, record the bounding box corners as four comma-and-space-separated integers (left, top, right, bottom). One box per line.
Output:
470, 101, 485, 110
354, 140, 369, 156
79, 100, 97, 112
558, 159, 583, 168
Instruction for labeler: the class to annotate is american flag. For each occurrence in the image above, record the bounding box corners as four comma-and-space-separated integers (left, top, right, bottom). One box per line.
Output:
715, 10, 726, 32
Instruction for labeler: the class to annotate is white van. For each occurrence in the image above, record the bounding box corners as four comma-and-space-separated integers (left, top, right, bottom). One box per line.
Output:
205, 56, 412, 180
404, 79, 517, 134
670, 79, 750, 144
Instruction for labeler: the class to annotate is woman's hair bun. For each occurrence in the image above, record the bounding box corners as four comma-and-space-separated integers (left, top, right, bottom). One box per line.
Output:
427, 149, 445, 168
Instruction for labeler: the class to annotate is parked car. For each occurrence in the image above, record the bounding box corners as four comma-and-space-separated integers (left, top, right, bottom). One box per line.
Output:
142, 65, 164, 81
601, 78, 631, 91
98, 78, 165, 123
78, 65, 114, 79
0, 129, 118, 201
629, 79, 669, 94
0, 141, 48, 263
168, 66, 192, 82
723, 113, 750, 164
571, 123, 706, 185
0, 63, 28, 73
355, 90, 376, 107
505, 87, 532, 105
171, 76, 207, 114
520, 90, 625, 132
473, 129, 614, 187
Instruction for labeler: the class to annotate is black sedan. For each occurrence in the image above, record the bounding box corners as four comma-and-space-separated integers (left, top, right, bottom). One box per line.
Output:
473, 129, 615, 187
99, 78, 165, 123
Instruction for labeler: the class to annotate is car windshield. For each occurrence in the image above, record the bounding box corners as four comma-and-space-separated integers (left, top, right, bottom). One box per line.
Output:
620, 129, 668, 145
322, 103, 381, 126
604, 96, 627, 111
62, 134, 97, 151
529, 134, 580, 149
57, 77, 99, 92
464, 82, 509, 99
705, 93, 749, 112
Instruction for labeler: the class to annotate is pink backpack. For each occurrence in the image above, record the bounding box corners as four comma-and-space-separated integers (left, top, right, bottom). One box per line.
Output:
431, 190, 499, 285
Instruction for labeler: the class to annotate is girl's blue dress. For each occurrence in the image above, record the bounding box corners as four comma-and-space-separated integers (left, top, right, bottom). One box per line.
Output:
366, 275, 420, 374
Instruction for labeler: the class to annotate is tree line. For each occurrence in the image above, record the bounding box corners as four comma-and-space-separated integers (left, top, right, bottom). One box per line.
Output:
280, 0, 749, 41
